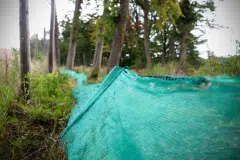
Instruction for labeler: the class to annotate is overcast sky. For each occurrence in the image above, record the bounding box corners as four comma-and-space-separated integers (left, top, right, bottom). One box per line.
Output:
0, 0, 239, 58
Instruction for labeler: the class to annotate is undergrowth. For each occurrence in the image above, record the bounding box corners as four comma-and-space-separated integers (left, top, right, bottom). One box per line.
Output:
0, 73, 74, 160
135, 56, 240, 77
77, 57, 240, 85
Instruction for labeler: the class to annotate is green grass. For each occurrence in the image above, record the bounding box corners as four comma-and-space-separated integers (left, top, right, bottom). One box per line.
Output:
0, 55, 77, 160
0, 69, 74, 159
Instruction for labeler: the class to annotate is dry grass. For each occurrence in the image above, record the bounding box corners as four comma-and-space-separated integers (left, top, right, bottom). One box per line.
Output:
31, 58, 48, 76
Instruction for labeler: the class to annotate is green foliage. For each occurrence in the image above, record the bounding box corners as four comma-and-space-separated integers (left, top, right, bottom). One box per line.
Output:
197, 56, 240, 76
198, 57, 224, 76
134, 55, 240, 77
0, 86, 14, 137
223, 56, 240, 76
177, 0, 197, 31
27, 73, 73, 123
152, 0, 182, 30
32, 52, 45, 61
60, 18, 95, 66
131, 55, 146, 69
58, 0, 219, 70
186, 34, 206, 67
0, 72, 74, 159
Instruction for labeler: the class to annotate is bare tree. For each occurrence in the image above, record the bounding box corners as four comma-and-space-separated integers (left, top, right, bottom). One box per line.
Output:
107, 0, 129, 72
66, 0, 83, 69
19, 0, 31, 98
48, 0, 55, 73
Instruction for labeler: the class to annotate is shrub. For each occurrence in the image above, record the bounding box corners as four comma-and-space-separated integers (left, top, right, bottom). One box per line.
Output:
197, 57, 224, 76
197, 56, 240, 77
223, 56, 240, 76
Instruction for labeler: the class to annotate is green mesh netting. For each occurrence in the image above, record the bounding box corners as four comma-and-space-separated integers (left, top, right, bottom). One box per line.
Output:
60, 67, 240, 160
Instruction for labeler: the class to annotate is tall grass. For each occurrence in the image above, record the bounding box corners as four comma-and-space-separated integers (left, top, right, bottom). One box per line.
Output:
0, 54, 73, 160
136, 63, 182, 76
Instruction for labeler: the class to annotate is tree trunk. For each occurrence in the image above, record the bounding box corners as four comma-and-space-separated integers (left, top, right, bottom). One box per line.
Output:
34, 34, 38, 57
92, 27, 104, 75
55, 14, 60, 66
19, 0, 31, 98
162, 24, 167, 63
134, 7, 140, 36
143, 0, 151, 67
179, 31, 188, 66
169, 26, 176, 61
83, 52, 86, 66
93, 28, 104, 70
66, 0, 82, 70
92, 0, 108, 77
48, 0, 55, 73
107, 0, 129, 72
43, 27, 48, 55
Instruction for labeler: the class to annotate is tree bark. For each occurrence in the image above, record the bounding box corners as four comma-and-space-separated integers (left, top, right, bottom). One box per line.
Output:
43, 27, 48, 55
143, 0, 151, 67
55, 14, 60, 66
169, 26, 176, 61
19, 0, 31, 98
34, 34, 38, 57
93, 28, 104, 69
66, 0, 82, 70
107, 0, 129, 72
92, 27, 104, 73
83, 52, 86, 66
48, 0, 55, 73
162, 24, 167, 63
92, 0, 108, 77
179, 31, 188, 66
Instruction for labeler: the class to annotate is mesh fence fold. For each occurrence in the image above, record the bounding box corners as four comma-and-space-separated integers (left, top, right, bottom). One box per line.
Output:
60, 67, 240, 160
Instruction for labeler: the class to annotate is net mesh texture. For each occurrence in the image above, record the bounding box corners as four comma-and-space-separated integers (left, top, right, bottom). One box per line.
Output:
60, 67, 240, 160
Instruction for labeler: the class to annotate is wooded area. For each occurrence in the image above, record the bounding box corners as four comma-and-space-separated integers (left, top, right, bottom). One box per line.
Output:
17, 0, 239, 95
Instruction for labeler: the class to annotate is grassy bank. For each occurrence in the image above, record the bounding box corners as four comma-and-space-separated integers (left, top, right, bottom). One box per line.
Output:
0, 55, 74, 159
0, 73, 74, 159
